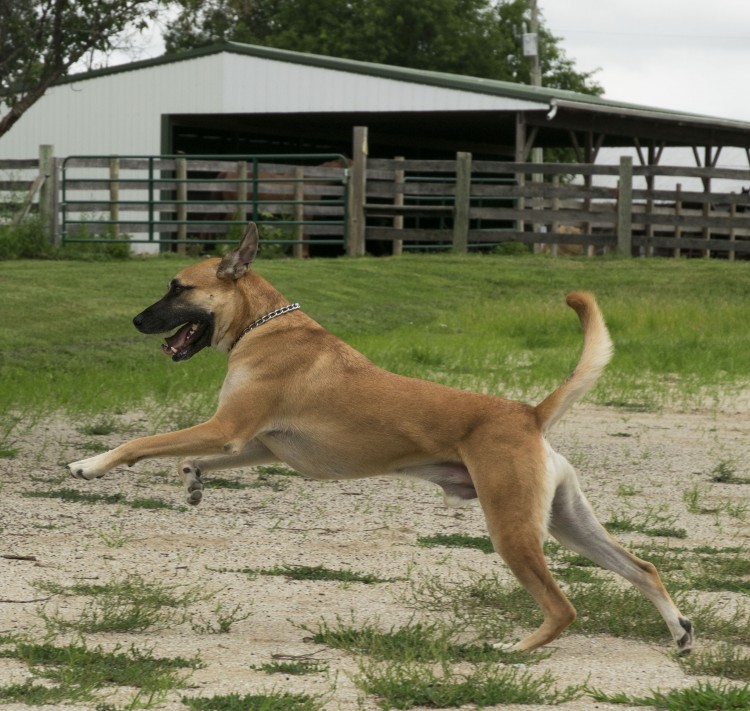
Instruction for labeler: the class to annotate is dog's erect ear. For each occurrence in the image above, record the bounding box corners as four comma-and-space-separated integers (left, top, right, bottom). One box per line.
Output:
216, 223, 259, 281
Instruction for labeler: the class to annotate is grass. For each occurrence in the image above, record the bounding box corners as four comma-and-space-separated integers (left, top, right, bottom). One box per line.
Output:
182, 691, 324, 710
2, 254, 750, 414
22, 486, 185, 511
0, 635, 201, 705
590, 681, 750, 709
35, 575, 206, 634
417, 533, 495, 554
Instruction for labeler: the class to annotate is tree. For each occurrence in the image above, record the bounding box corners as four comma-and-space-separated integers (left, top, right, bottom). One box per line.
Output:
0, 0, 164, 139
164, 0, 602, 95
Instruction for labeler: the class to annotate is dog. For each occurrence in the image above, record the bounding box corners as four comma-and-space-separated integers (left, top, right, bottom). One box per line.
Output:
69, 222, 693, 654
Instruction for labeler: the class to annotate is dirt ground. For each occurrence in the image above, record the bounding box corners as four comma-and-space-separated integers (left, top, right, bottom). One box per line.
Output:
1, 400, 749, 710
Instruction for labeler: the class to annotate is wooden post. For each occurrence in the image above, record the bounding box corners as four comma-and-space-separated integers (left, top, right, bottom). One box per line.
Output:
392, 156, 405, 256
550, 174, 560, 256
109, 157, 120, 239
673, 183, 682, 258
236, 159, 248, 221
347, 126, 368, 257
38, 144, 57, 244
616, 156, 633, 257
176, 157, 187, 255
729, 201, 736, 262
514, 113, 526, 235
452, 151, 471, 252
293, 165, 305, 259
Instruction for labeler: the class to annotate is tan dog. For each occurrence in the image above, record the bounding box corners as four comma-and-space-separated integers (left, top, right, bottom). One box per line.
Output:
69, 223, 693, 654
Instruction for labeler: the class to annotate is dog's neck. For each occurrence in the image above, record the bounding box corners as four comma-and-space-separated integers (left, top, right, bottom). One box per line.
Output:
229, 303, 301, 352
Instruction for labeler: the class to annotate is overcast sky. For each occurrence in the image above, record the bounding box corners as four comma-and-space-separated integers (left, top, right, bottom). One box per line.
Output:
541, 0, 750, 123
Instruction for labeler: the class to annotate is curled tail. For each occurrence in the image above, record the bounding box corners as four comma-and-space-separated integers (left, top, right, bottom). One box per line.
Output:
535, 291, 613, 433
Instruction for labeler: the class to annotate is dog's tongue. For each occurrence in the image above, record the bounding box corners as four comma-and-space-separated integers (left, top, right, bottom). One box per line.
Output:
162, 324, 194, 356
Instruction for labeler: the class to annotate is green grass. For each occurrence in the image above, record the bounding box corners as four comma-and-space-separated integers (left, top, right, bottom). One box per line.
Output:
0, 635, 201, 705
182, 691, 324, 710
590, 681, 750, 710
260, 564, 393, 584
417, 533, 495, 554
2, 254, 750, 414
22, 486, 185, 511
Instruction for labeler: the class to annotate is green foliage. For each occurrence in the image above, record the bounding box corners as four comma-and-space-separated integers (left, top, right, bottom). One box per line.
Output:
589, 681, 750, 710
164, 0, 602, 94
260, 564, 393, 584
182, 691, 324, 710
0, 219, 52, 259
0, 1, 164, 138
417, 533, 495, 554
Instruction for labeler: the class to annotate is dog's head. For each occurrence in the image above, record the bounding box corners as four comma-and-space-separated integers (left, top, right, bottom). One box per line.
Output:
133, 223, 260, 361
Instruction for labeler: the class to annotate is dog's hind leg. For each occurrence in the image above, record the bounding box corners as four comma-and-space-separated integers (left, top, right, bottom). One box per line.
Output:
178, 440, 278, 505
547, 451, 693, 654
467, 442, 577, 652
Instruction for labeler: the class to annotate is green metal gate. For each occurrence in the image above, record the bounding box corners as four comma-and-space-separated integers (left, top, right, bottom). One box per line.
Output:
60, 153, 350, 253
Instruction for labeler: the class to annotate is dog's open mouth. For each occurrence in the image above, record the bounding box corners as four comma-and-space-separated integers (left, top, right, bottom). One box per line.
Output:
161, 321, 212, 361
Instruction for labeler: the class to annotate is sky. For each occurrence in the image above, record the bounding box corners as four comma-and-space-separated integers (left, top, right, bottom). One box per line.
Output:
540, 0, 750, 123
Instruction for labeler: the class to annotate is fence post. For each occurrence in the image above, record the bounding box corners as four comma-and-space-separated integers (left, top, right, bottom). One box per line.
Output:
176, 157, 187, 255
293, 165, 305, 259
109, 157, 120, 239
38, 144, 58, 244
674, 183, 682, 258
616, 156, 633, 257
347, 126, 368, 257
392, 156, 404, 256
453, 151, 471, 252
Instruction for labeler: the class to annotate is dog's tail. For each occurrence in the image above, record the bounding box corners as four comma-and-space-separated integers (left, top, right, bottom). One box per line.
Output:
535, 291, 613, 434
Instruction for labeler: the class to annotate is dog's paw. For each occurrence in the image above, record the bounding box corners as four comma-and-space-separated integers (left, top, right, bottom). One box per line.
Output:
180, 462, 203, 506
68, 453, 110, 480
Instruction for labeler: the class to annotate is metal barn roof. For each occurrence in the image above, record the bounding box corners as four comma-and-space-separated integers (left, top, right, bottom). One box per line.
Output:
3, 41, 750, 160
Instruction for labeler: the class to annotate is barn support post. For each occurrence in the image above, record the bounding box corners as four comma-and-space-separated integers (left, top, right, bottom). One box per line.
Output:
347, 126, 368, 257
453, 151, 472, 252
616, 155, 633, 256
38, 144, 59, 244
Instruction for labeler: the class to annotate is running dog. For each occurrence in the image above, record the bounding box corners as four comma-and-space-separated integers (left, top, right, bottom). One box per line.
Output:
69, 223, 693, 654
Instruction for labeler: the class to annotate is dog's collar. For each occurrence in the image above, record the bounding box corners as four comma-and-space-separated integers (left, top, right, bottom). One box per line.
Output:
229, 303, 300, 352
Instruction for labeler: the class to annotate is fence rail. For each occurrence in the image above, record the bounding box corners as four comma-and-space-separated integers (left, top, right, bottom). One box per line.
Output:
3, 144, 750, 258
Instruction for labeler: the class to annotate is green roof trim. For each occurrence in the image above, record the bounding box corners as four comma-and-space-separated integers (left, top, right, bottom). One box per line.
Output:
61, 41, 750, 130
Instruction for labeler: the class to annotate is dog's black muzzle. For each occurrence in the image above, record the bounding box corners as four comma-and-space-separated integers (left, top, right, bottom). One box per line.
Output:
133, 299, 214, 362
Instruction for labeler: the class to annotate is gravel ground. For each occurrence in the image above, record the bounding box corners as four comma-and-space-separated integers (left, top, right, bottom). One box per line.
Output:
1, 400, 748, 710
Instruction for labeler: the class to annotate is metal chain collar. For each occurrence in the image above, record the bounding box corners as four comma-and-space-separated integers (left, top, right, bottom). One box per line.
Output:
228, 303, 301, 352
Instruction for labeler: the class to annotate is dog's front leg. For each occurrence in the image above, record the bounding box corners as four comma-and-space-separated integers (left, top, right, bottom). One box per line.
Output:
68, 416, 242, 481
179, 439, 279, 505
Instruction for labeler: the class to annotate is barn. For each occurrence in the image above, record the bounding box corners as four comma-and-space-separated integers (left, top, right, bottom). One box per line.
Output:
2, 42, 750, 257
4, 40, 750, 162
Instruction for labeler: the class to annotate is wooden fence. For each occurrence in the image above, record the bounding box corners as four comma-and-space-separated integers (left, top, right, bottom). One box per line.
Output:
358, 155, 750, 259
3, 144, 750, 258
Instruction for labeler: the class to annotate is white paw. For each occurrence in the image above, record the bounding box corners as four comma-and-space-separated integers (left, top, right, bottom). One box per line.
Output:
68, 453, 110, 480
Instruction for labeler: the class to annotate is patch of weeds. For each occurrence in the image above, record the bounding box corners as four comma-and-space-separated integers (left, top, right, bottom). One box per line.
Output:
191, 601, 252, 634
253, 659, 329, 675
355, 660, 584, 709
605, 511, 687, 539
206, 476, 251, 490
617, 483, 640, 496
0, 446, 19, 459
182, 691, 324, 710
36, 574, 206, 634
254, 464, 301, 477
683, 485, 720, 514
79, 417, 119, 436
260, 564, 395, 584
687, 596, 750, 644
97, 522, 132, 548
22, 487, 185, 511
589, 681, 750, 710
82, 441, 109, 453
603, 399, 659, 413
681, 642, 750, 680
0, 635, 201, 706
417, 533, 494, 554
711, 460, 750, 484
307, 617, 535, 665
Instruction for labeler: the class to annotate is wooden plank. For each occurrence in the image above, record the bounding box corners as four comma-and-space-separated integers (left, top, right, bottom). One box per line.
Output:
453, 152, 471, 252
0, 159, 38, 169
616, 156, 633, 256
635, 235, 750, 253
